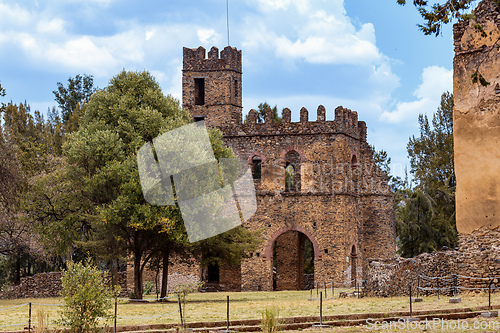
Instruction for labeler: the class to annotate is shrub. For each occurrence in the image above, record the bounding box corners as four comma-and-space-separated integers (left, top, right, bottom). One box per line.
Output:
260, 307, 280, 333
35, 308, 49, 333
144, 280, 154, 295
58, 259, 120, 333
171, 281, 204, 325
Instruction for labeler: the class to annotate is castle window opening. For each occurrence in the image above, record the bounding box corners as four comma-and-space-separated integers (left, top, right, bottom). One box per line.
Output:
351, 154, 359, 170
234, 79, 238, 98
194, 78, 205, 105
207, 264, 220, 283
285, 150, 301, 191
252, 156, 262, 179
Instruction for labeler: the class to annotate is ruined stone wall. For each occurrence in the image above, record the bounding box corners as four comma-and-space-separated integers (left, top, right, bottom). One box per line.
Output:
126, 256, 202, 295
5, 271, 128, 299
453, 0, 500, 233
366, 227, 500, 296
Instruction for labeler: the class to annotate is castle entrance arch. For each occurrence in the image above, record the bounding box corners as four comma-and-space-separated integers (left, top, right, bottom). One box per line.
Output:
264, 227, 319, 291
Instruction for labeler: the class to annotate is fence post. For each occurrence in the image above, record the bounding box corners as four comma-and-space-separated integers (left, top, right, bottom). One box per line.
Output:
437, 278, 440, 300
489, 279, 492, 312
409, 285, 412, 318
454, 275, 457, 297
331, 281, 334, 299
319, 291, 323, 325
226, 295, 230, 332
417, 276, 420, 298
28, 302, 31, 333
316, 282, 319, 297
324, 283, 327, 299
114, 297, 117, 333
178, 294, 184, 328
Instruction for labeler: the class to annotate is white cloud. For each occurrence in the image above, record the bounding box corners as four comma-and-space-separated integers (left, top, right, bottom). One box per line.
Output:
380, 66, 453, 123
0, 3, 32, 28
242, 0, 383, 66
197, 29, 221, 45
255, 0, 311, 12
145, 29, 156, 41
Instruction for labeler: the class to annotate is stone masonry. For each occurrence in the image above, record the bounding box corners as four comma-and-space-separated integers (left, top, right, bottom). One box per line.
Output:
365, 226, 500, 297
175, 45, 396, 291
453, 0, 500, 233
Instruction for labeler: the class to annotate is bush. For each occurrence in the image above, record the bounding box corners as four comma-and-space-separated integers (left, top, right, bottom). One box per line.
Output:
260, 307, 280, 333
144, 280, 154, 295
171, 281, 204, 325
58, 259, 120, 333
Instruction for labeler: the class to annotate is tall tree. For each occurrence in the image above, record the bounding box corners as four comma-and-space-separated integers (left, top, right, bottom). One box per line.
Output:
396, 92, 456, 257
63, 70, 260, 299
53, 74, 96, 131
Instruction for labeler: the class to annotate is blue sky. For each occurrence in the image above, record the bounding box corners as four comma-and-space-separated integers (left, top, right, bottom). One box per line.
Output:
0, 0, 457, 178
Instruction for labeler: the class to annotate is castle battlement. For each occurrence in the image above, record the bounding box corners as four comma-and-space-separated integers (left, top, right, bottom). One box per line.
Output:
231, 105, 367, 141
183, 46, 242, 73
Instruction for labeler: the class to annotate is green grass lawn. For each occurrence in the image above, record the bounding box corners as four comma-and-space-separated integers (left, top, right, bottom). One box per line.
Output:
0, 290, 499, 331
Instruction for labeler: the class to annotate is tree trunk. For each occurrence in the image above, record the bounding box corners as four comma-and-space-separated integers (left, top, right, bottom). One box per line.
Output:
160, 248, 170, 299
133, 254, 143, 299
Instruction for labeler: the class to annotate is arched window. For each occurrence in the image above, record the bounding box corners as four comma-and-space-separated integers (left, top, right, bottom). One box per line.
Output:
285, 150, 301, 191
351, 153, 359, 170
252, 156, 262, 180
285, 164, 294, 190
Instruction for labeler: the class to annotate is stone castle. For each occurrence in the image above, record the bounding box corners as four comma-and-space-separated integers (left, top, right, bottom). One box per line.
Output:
163, 45, 396, 292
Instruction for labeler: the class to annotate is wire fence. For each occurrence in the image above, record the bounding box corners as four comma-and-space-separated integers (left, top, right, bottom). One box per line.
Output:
0, 297, 181, 332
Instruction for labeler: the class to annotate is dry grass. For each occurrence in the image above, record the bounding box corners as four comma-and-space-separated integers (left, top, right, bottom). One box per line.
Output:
0, 290, 499, 331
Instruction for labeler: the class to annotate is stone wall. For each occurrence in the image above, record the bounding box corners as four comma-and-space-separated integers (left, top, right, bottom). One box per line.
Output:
366, 227, 500, 296
5, 271, 128, 299
453, 0, 500, 233
127, 256, 202, 295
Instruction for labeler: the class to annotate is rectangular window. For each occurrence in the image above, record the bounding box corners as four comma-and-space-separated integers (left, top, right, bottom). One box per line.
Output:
234, 79, 238, 98
194, 78, 205, 105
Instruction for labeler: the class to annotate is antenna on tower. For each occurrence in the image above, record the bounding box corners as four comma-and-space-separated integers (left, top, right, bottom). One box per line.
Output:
226, 0, 230, 46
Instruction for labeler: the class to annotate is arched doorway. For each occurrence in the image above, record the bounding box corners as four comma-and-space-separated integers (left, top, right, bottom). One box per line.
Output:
272, 230, 314, 290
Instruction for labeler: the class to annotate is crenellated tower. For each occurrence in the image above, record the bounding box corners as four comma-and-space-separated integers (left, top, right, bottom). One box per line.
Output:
182, 46, 242, 129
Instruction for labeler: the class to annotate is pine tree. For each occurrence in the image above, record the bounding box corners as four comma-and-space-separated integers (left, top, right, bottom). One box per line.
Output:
396, 92, 457, 257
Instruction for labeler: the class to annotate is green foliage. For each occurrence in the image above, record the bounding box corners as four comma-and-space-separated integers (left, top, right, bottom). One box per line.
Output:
471, 70, 491, 86
244, 102, 282, 123
63, 70, 191, 299
473, 23, 488, 37
53, 74, 96, 129
372, 148, 404, 192
144, 280, 154, 295
303, 238, 314, 275
397, 92, 457, 257
59, 259, 119, 333
172, 280, 204, 324
260, 307, 281, 333
397, 0, 480, 36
